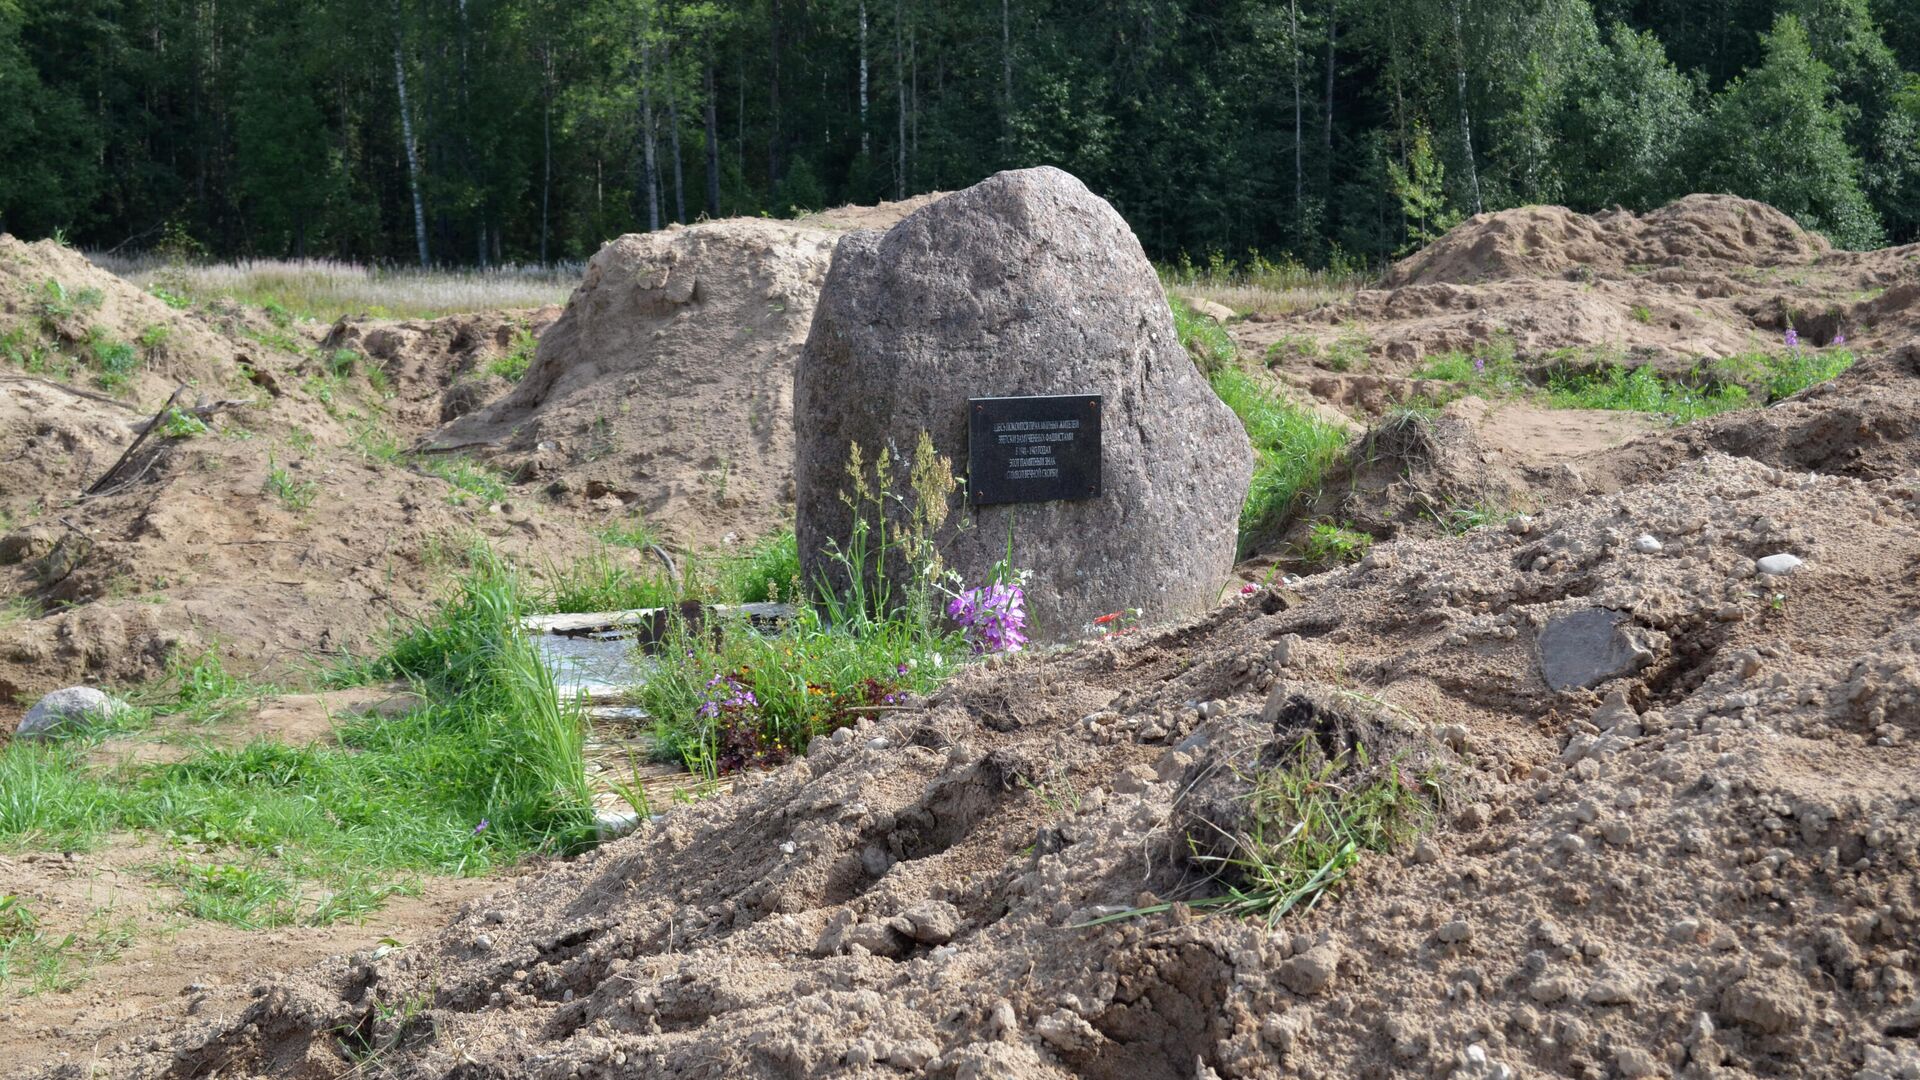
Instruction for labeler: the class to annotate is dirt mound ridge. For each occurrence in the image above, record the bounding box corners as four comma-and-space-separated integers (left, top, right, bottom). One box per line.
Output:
794, 192, 948, 232
65, 450, 1920, 1079
1384, 195, 1828, 288
0, 235, 282, 401
427, 220, 839, 547
321, 306, 563, 437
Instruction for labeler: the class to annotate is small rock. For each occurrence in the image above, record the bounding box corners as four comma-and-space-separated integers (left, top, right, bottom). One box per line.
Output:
1507, 515, 1535, 536
1437, 920, 1473, 944
1537, 608, 1662, 692
886, 1041, 937, 1070
1270, 634, 1303, 669
18, 687, 117, 740
1720, 982, 1805, 1034
1033, 1010, 1099, 1053
1455, 803, 1492, 831
1755, 553, 1802, 576
1112, 764, 1158, 795
1632, 534, 1663, 554
1412, 837, 1441, 864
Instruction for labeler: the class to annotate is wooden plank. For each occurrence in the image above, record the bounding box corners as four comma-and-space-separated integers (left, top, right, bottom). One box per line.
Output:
520, 602, 793, 637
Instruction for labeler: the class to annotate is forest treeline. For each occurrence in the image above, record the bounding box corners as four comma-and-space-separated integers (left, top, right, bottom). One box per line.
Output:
2, 0, 1917, 267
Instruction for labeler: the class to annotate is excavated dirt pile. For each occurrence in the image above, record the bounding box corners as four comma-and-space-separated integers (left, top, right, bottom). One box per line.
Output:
1238, 195, 1920, 374
61, 423, 1920, 1077
0, 239, 602, 715
425, 201, 939, 549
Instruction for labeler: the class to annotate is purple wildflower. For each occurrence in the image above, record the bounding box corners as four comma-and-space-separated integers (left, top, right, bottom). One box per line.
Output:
1783, 328, 1799, 348
946, 583, 1029, 654
1832, 333, 1846, 346
1473, 356, 1486, 375
472, 818, 489, 835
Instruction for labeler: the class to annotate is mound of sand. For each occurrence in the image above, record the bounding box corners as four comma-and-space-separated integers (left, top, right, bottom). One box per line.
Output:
0, 235, 274, 401
1238, 195, 1920, 376
794, 192, 948, 232
419, 197, 953, 549
64, 441, 1920, 1079
1383, 195, 1828, 288
425, 221, 839, 548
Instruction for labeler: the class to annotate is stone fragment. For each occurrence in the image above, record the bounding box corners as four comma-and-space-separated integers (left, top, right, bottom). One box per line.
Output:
1632, 534, 1663, 553
1585, 976, 1640, 1006
1537, 608, 1662, 691
18, 686, 116, 740
1755, 553, 1803, 576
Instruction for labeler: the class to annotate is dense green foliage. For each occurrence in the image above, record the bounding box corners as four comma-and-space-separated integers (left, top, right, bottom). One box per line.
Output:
1, 0, 1915, 264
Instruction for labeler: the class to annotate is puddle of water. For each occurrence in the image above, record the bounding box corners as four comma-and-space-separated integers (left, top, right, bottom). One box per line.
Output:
535, 632, 656, 702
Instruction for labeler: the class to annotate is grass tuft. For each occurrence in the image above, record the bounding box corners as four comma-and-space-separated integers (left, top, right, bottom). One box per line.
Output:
1207, 367, 1350, 553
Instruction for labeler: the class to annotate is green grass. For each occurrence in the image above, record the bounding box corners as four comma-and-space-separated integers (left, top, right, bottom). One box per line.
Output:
86, 327, 140, 391
140, 646, 267, 727
536, 530, 800, 615
1545, 365, 1750, 421
157, 407, 208, 439
1302, 522, 1372, 568
415, 455, 509, 506
1713, 348, 1856, 401
640, 602, 962, 777
1, 596, 39, 627
715, 529, 800, 604
1190, 740, 1430, 924
597, 514, 662, 552
1415, 340, 1854, 422
1169, 295, 1353, 552
1169, 296, 1237, 374
1207, 367, 1350, 553
540, 549, 681, 613
265, 454, 319, 509
1084, 737, 1432, 928
486, 328, 537, 381
0, 556, 594, 928
0, 893, 136, 995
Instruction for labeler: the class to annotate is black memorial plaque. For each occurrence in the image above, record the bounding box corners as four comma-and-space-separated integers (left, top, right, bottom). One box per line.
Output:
967, 394, 1102, 506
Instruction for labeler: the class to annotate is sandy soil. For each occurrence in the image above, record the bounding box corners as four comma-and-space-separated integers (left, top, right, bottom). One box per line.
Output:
0, 839, 499, 1073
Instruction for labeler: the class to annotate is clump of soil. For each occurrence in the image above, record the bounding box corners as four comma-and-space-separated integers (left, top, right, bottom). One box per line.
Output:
425, 221, 841, 547
320, 307, 563, 436
57, 444, 1919, 1079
